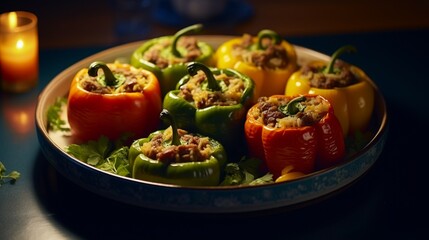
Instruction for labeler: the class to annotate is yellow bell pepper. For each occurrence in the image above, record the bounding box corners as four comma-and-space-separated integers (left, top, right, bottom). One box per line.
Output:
285, 45, 374, 136
215, 29, 297, 101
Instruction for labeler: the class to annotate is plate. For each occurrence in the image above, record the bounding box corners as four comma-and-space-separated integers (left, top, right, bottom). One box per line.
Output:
35, 36, 388, 213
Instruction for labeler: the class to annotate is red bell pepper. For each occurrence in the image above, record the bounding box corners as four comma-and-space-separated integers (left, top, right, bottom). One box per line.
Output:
244, 94, 345, 178
67, 61, 162, 143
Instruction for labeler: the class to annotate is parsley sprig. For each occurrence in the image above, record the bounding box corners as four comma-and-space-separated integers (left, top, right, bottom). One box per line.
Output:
0, 161, 20, 186
47, 97, 70, 132
65, 136, 130, 177
220, 156, 273, 186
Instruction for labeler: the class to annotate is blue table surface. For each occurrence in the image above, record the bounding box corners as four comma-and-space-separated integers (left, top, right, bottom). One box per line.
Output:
1, 29, 428, 239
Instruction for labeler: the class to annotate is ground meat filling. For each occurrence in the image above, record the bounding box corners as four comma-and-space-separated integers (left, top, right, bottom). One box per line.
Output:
142, 36, 203, 69
252, 95, 330, 128
78, 64, 151, 94
178, 70, 245, 109
231, 34, 289, 70
301, 60, 358, 89
141, 127, 213, 164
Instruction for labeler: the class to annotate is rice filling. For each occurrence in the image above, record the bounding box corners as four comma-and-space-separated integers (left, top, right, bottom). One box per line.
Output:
142, 37, 203, 69
231, 34, 289, 70
140, 127, 213, 163
78, 63, 151, 94
252, 95, 330, 128
178, 70, 246, 109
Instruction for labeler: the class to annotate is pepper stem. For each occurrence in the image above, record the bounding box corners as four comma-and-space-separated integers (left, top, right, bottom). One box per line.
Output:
257, 29, 281, 50
171, 24, 203, 58
324, 45, 357, 74
88, 61, 117, 87
279, 96, 307, 116
160, 109, 181, 146
187, 62, 221, 92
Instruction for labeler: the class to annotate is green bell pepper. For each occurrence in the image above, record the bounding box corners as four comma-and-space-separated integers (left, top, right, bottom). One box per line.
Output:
128, 109, 228, 186
162, 62, 254, 158
130, 24, 214, 96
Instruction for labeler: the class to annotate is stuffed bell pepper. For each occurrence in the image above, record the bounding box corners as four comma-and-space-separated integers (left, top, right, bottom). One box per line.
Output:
244, 94, 345, 179
163, 62, 254, 157
285, 45, 374, 136
128, 109, 228, 186
130, 24, 214, 96
67, 61, 162, 142
215, 29, 297, 101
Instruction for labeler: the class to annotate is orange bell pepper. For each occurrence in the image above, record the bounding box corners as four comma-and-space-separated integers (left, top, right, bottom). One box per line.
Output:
244, 94, 345, 178
67, 61, 162, 142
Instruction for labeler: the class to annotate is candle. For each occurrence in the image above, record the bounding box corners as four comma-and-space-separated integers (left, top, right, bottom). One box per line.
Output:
0, 11, 38, 93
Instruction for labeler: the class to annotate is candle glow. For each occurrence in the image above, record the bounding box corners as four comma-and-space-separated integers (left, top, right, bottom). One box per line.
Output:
0, 11, 39, 93
8, 12, 17, 29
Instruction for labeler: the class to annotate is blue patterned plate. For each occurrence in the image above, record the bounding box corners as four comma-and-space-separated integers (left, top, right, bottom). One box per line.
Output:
35, 36, 388, 213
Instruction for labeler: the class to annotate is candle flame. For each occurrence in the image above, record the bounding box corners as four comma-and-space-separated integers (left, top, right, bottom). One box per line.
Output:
8, 12, 17, 29
16, 39, 24, 49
